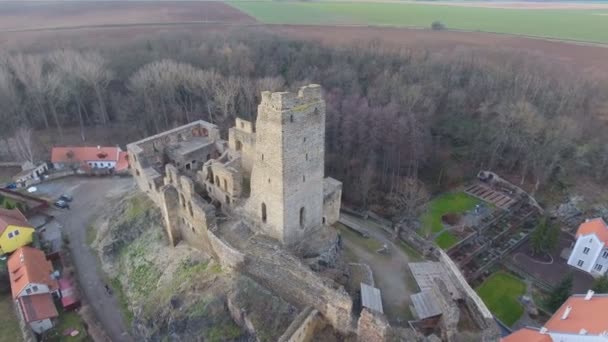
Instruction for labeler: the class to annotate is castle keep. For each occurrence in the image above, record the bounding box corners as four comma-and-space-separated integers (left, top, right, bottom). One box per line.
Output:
127, 85, 352, 333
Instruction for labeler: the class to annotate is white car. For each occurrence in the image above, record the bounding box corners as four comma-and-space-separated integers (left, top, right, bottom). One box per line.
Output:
27, 186, 37, 193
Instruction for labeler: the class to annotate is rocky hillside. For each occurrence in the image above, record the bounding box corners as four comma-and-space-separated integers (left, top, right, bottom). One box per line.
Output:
90, 192, 297, 341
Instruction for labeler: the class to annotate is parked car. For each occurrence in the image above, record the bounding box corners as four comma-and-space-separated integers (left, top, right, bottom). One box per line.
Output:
59, 194, 73, 202
54, 200, 70, 209
4, 183, 17, 189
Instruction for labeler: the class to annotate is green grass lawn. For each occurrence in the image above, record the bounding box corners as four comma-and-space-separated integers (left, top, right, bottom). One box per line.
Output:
435, 231, 459, 249
46, 310, 89, 342
476, 271, 526, 326
0, 293, 23, 342
228, 1, 608, 44
419, 191, 479, 237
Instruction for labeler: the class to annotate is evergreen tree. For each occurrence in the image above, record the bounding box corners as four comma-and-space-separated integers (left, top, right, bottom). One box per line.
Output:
547, 273, 573, 312
592, 274, 608, 293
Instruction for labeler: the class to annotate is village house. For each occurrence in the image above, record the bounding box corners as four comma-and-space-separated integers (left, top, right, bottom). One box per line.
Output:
17, 293, 59, 334
567, 218, 608, 277
12, 162, 49, 186
51, 146, 129, 173
8, 246, 59, 299
0, 208, 35, 255
503, 291, 608, 342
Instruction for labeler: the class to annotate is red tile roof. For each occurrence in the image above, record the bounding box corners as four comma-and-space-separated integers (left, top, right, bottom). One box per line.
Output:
115, 151, 130, 171
501, 328, 552, 342
0, 208, 31, 236
576, 218, 608, 245
17, 293, 58, 322
8, 247, 58, 298
545, 294, 608, 334
51, 146, 122, 164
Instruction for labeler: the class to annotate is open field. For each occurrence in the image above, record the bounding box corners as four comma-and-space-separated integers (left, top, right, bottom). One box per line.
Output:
0, 1, 254, 31
476, 271, 526, 326
229, 1, 608, 43
1, 1, 608, 76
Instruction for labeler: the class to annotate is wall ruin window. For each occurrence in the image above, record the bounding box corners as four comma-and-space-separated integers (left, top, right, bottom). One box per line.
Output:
188, 201, 193, 217
261, 203, 267, 223
240, 122, 245, 129
186, 163, 191, 170
323, 217, 326, 224
236, 140, 242, 151
305, 153, 308, 161
299, 207, 306, 228
303, 175, 306, 182
215, 176, 220, 186
290, 114, 294, 123
136, 169, 140, 176
223, 179, 228, 192
181, 194, 186, 209
261, 154, 264, 161
226, 195, 230, 204
206, 154, 211, 161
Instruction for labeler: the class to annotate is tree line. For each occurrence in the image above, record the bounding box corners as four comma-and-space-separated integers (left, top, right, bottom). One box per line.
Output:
1, 30, 607, 218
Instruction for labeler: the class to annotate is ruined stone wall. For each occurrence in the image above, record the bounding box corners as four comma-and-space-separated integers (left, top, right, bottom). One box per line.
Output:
228, 118, 256, 174
438, 250, 500, 342
247, 85, 326, 245
357, 308, 390, 342
201, 157, 243, 208
278, 307, 323, 342
323, 178, 342, 226
243, 236, 353, 334
207, 230, 245, 269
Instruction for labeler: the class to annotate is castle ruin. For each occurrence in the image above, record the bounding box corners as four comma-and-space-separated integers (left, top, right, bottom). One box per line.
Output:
127, 85, 352, 335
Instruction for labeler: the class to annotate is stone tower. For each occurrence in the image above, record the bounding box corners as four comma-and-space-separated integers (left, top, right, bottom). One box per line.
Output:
247, 84, 326, 246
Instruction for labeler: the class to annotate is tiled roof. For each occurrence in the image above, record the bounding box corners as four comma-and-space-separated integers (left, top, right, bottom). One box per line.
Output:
501, 328, 552, 342
51, 146, 121, 164
8, 246, 58, 298
576, 218, 608, 245
115, 151, 130, 171
17, 293, 58, 322
545, 293, 608, 334
0, 208, 31, 236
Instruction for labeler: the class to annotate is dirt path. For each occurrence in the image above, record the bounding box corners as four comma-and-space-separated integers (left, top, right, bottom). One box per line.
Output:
42, 177, 135, 342
340, 213, 417, 323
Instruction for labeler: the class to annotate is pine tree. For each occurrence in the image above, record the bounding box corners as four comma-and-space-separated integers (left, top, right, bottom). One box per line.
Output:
547, 273, 573, 312
592, 274, 608, 293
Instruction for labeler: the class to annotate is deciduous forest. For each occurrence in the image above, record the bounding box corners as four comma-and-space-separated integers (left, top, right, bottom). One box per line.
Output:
1, 30, 607, 219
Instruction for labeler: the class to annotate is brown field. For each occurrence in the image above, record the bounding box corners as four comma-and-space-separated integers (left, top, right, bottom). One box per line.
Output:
0, 1, 254, 31
0, 1, 607, 77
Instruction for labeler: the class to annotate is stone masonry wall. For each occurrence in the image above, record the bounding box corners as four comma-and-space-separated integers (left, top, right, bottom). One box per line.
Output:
246, 85, 326, 246
228, 118, 256, 174
323, 178, 342, 226
278, 307, 323, 342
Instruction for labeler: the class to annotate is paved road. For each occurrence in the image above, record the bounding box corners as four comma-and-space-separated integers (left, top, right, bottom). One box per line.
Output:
40, 177, 135, 342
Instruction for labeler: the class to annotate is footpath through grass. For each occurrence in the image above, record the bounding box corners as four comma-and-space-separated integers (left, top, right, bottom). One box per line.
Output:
476, 271, 526, 326
228, 1, 608, 44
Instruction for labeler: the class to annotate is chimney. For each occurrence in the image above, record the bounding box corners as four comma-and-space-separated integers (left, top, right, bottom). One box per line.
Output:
561, 305, 572, 320
580, 328, 588, 335
585, 218, 590, 222
97, 145, 101, 150
540, 327, 548, 334
585, 290, 595, 300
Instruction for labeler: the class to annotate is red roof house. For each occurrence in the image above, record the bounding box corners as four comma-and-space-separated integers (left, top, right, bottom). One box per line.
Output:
51, 146, 128, 172
17, 293, 58, 334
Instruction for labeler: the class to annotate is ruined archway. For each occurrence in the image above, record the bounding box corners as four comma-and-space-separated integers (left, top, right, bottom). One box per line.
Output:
299, 207, 306, 228
261, 203, 267, 223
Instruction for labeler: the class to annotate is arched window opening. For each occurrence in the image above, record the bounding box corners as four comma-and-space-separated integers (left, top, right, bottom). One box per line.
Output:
323, 217, 326, 224
188, 201, 193, 217
261, 154, 264, 161
226, 195, 230, 204
303, 175, 305, 183
290, 114, 294, 123
299, 207, 306, 228
215, 176, 220, 186
223, 179, 228, 192
236, 140, 242, 151
305, 153, 308, 161
181, 194, 186, 209
261, 203, 267, 223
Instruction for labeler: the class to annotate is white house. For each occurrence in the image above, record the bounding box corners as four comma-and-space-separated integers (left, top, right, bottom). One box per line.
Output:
12, 162, 49, 186
503, 291, 608, 342
50, 146, 129, 172
567, 218, 608, 277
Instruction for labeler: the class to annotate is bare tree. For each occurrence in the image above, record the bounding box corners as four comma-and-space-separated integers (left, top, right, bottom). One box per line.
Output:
10, 127, 35, 163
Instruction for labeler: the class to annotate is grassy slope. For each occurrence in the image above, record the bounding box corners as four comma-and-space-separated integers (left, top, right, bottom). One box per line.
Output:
0, 293, 22, 342
228, 1, 608, 43
476, 271, 526, 326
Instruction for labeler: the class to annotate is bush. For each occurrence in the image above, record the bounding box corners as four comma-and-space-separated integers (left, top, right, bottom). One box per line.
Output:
431, 21, 446, 30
